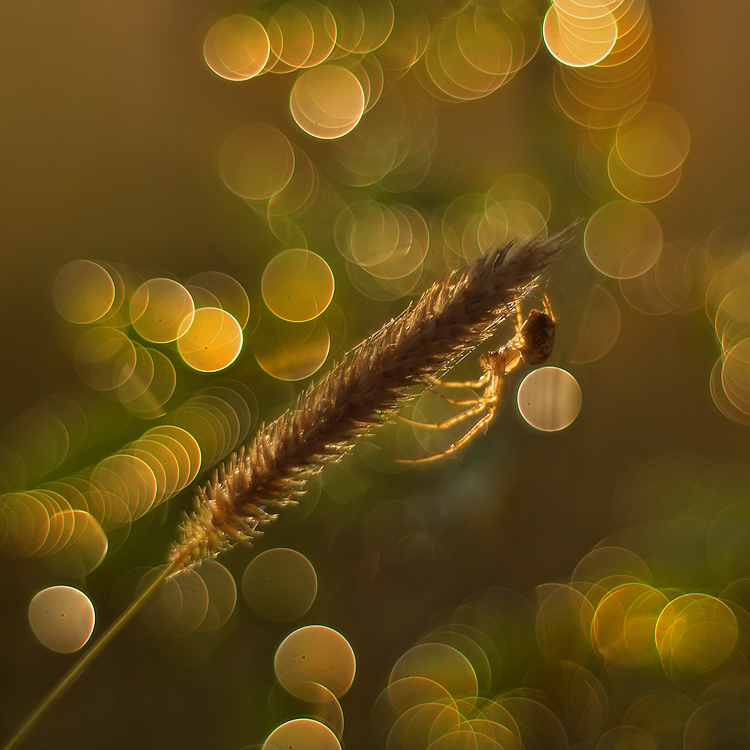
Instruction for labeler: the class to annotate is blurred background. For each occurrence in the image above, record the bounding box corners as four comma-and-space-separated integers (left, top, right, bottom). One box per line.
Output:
2, 1, 750, 748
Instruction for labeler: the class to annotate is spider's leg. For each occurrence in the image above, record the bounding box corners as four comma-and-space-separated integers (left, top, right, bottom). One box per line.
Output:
398, 407, 496, 464
542, 293, 555, 321
425, 371, 490, 390
397, 401, 489, 430
431, 393, 487, 407
438, 407, 497, 455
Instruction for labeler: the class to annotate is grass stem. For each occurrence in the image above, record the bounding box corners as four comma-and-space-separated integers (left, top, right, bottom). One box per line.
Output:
3, 559, 181, 750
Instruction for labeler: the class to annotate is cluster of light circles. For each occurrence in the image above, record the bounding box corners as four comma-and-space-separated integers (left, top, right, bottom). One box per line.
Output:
204, 3, 390, 143
548, 0, 656, 131
254, 248, 336, 381
204, 0, 397, 84
0, 394, 88, 492
334, 197, 429, 300
330, 173, 552, 308
546, 0, 692, 215
576, 103, 691, 206
170, 382, 257, 470
579, 130, 686, 211
435, 0, 692, 341
219, 123, 341, 252
415, 3, 541, 104
86, 429, 198, 530
138, 559, 238, 636
373, 540, 747, 748
263, 624, 354, 745
86, 381, 255, 530
55, 261, 250, 417
206, 1, 542, 148
371, 585, 574, 748
72, 326, 178, 418
0, 381, 257, 567
606, 103, 691, 203
545, 0, 693, 318
330, 86, 438, 192
431, 175, 552, 270
0, 491, 107, 576
705, 240, 750, 424
131, 272, 247, 374
567, 547, 740, 677
226, 0, 447, 79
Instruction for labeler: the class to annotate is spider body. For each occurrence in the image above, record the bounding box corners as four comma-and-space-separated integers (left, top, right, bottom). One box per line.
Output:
400, 298, 555, 463
517, 308, 556, 365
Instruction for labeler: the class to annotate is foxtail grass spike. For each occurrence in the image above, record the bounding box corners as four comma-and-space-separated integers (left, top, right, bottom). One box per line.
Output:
170, 227, 575, 570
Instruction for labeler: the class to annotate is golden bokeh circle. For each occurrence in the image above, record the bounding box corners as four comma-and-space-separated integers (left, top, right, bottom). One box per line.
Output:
517, 367, 582, 431
254, 317, 330, 381
275, 624, 356, 698
218, 123, 295, 201
177, 307, 243, 372
655, 593, 738, 676
203, 15, 269, 81
608, 146, 682, 203
567, 285, 621, 363
242, 547, 318, 621
262, 719, 341, 750
543, 4, 617, 69
28, 585, 95, 653
130, 278, 195, 344
73, 327, 137, 391
616, 102, 690, 177
390, 642, 478, 701
53, 260, 115, 324
290, 65, 365, 139
584, 201, 663, 279
261, 249, 334, 322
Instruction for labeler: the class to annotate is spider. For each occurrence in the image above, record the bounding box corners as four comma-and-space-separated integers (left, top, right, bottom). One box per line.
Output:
399, 297, 556, 463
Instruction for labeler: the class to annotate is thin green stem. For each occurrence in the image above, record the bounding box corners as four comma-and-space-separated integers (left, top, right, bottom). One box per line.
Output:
3, 559, 181, 750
